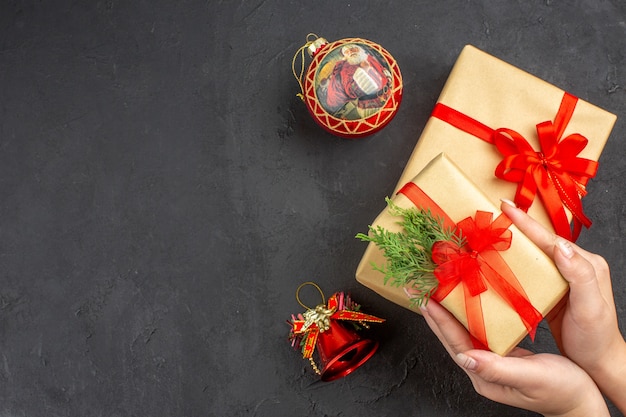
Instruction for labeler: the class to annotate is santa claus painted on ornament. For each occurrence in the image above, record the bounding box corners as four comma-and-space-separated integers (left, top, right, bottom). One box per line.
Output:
316, 44, 393, 120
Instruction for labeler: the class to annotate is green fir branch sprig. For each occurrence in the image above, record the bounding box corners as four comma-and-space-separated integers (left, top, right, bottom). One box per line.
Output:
356, 198, 465, 307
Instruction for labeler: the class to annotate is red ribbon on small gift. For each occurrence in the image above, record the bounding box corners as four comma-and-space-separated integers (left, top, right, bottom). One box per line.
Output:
399, 182, 543, 350
431, 92, 597, 241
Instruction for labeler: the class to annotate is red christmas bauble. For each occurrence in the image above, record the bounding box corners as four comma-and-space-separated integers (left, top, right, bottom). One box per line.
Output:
295, 35, 403, 139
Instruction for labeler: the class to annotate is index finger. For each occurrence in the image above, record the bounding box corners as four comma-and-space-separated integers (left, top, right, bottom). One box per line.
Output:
500, 200, 558, 255
500, 201, 597, 261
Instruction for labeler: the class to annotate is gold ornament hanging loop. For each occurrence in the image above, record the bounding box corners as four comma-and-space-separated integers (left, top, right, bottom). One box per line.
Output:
295, 281, 325, 310
291, 33, 321, 101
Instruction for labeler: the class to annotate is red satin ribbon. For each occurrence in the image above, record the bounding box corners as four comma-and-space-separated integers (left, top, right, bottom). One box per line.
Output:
399, 182, 543, 350
431, 93, 597, 241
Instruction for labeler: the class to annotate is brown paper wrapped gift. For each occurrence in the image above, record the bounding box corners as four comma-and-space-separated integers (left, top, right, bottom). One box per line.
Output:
394, 45, 616, 241
356, 153, 569, 355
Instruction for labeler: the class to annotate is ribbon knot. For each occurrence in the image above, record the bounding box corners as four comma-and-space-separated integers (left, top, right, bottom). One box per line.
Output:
493, 110, 597, 241
432, 211, 513, 300
431, 92, 598, 241
537, 152, 548, 168
429, 210, 542, 349
400, 181, 543, 351
432, 241, 486, 298
432, 212, 504, 297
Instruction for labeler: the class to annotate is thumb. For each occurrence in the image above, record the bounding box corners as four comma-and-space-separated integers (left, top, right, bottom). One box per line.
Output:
455, 349, 537, 389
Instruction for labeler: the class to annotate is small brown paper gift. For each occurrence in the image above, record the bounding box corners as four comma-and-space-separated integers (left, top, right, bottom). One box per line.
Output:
394, 45, 616, 241
356, 153, 568, 355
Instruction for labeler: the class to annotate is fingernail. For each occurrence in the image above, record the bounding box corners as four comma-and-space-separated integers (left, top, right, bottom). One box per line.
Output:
456, 353, 477, 371
500, 198, 517, 208
557, 239, 574, 259
419, 303, 428, 313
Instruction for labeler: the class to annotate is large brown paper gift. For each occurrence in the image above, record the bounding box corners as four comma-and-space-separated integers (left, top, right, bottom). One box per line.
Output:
394, 45, 616, 241
356, 153, 569, 355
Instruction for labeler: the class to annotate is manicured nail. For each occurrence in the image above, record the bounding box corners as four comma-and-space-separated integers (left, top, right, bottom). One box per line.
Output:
456, 353, 478, 371
500, 198, 517, 208
557, 239, 575, 259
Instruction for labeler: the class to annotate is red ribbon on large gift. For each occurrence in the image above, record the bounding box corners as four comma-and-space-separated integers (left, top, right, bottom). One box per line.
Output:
399, 182, 543, 350
431, 92, 597, 241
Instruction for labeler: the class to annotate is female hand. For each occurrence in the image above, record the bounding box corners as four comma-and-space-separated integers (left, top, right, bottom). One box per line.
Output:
501, 200, 626, 412
421, 299, 609, 417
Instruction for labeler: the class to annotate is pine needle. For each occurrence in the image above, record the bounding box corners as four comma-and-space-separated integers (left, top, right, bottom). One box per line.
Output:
356, 198, 464, 307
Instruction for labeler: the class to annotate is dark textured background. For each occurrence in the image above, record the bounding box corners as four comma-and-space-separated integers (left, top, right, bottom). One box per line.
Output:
1, 1, 625, 416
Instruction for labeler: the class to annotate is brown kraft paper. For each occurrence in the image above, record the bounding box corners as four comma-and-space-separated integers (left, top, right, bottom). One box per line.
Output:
356, 153, 569, 355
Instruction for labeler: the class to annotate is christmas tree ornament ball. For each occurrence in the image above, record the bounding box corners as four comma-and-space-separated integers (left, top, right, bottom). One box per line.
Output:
293, 34, 403, 139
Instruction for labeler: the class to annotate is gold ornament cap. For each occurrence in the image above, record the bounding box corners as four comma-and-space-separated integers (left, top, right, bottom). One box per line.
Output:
307, 37, 328, 57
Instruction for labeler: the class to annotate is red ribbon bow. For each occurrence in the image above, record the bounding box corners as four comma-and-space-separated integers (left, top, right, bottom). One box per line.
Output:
432, 92, 597, 241
400, 182, 543, 350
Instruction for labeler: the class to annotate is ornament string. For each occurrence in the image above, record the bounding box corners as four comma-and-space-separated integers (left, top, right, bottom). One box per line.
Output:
291, 33, 319, 101
295, 281, 325, 310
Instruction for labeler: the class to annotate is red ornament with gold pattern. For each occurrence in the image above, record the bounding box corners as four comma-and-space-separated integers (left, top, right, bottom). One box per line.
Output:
292, 34, 403, 138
